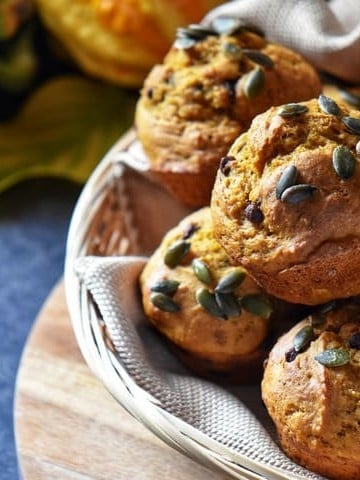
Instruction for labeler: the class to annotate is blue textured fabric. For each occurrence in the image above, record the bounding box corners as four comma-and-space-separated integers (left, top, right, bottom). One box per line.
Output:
0, 179, 81, 480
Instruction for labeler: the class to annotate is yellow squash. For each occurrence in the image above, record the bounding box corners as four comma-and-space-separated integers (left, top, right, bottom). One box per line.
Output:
34, 0, 225, 87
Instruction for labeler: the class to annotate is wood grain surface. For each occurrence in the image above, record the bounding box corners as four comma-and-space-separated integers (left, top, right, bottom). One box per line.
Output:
14, 281, 230, 480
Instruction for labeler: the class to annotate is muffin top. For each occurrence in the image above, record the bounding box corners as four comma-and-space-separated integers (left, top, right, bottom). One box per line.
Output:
261, 301, 360, 480
139, 207, 273, 365
136, 22, 321, 171
211, 96, 360, 305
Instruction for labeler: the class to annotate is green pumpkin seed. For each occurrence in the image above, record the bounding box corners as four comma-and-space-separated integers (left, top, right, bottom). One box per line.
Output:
293, 325, 314, 352
241, 294, 273, 319
315, 348, 350, 367
275, 165, 298, 199
164, 240, 190, 268
177, 25, 216, 40
211, 16, 243, 35
196, 288, 225, 318
215, 292, 242, 318
174, 36, 196, 50
242, 67, 265, 99
318, 94, 340, 116
356, 140, 360, 155
339, 89, 360, 108
192, 258, 212, 285
332, 145, 356, 179
277, 103, 308, 118
215, 268, 246, 293
222, 42, 243, 59
342, 116, 360, 135
280, 184, 316, 204
242, 49, 274, 68
150, 279, 180, 295
150, 292, 180, 312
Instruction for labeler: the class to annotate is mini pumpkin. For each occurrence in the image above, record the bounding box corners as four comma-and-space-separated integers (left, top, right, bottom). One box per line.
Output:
34, 0, 225, 87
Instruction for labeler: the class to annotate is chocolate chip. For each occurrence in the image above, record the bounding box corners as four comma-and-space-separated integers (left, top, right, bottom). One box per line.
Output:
220, 155, 235, 175
244, 202, 264, 223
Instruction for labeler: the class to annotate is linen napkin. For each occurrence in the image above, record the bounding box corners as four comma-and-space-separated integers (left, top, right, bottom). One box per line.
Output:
203, 0, 360, 84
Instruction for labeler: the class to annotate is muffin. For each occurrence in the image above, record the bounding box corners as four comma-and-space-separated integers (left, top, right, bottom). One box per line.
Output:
261, 300, 360, 480
139, 207, 276, 382
211, 96, 360, 305
135, 19, 321, 207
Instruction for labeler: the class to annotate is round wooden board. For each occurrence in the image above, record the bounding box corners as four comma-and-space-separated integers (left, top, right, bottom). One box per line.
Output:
15, 281, 230, 480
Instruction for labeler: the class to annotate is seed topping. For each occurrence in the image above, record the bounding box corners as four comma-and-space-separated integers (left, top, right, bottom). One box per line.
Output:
196, 288, 225, 319
242, 67, 265, 99
275, 165, 298, 199
280, 184, 316, 204
315, 348, 350, 367
318, 94, 340, 116
215, 292, 242, 318
242, 49, 273, 68
293, 325, 314, 352
150, 292, 180, 312
192, 258, 212, 285
150, 279, 180, 295
277, 103, 308, 118
215, 268, 246, 294
332, 145, 356, 179
339, 89, 360, 108
182, 222, 199, 240
241, 294, 273, 319
164, 240, 190, 268
342, 116, 360, 135
174, 36, 196, 50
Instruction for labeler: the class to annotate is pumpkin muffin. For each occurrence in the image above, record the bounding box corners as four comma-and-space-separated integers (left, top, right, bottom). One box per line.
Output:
139, 207, 277, 382
135, 19, 321, 207
262, 299, 360, 480
211, 96, 360, 305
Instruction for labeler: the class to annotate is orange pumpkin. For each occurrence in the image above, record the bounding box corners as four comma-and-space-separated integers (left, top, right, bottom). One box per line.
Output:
34, 0, 225, 87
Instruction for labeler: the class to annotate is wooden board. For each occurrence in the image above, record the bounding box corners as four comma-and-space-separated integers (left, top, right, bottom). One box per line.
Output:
14, 281, 230, 480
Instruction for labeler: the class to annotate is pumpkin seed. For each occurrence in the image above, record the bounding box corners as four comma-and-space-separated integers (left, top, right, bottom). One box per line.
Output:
244, 202, 264, 223
310, 313, 325, 327
349, 331, 360, 349
150, 279, 180, 295
215, 268, 246, 293
277, 103, 308, 118
316, 300, 338, 315
356, 140, 360, 155
339, 89, 360, 108
242, 67, 265, 99
220, 155, 235, 175
342, 116, 360, 135
222, 42, 243, 59
215, 292, 242, 318
192, 258, 212, 285
293, 325, 314, 352
150, 292, 180, 312
241, 294, 273, 319
242, 49, 274, 68
164, 240, 190, 268
212, 16, 243, 35
174, 36, 196, 50
332, 145, 356, 179
280, 184, 316, 204
177, 25, 216, 40
275, 165, 298, 199
318, 94, 340, 116
196, 288, 225, 318
315, 348, 350, 367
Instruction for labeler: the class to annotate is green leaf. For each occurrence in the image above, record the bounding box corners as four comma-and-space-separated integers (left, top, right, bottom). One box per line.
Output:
0, 75, 137, 191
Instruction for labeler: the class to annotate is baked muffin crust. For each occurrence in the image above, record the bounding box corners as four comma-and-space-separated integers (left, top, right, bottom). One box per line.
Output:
211, 97, 360, 305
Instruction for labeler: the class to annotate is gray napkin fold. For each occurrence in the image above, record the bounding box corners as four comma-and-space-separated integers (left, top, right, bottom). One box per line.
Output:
203, 0, 360, 83
74, 255, 326, 480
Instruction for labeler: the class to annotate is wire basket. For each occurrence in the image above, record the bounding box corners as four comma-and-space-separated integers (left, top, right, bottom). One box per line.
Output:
64, 130, 326, 480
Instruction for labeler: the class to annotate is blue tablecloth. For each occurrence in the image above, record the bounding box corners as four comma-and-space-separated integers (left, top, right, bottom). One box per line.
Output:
0, 179, 82, 479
